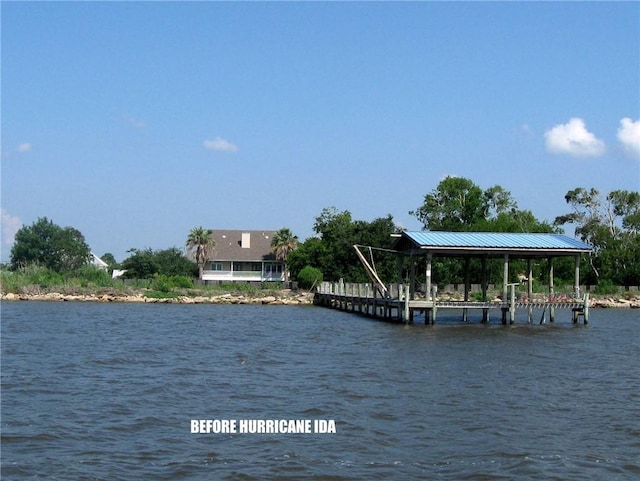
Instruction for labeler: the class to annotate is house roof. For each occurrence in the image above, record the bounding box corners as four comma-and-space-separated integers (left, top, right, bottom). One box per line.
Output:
208, 230, 278, 262
393, 231, 592, 258
90, 252, 109, 268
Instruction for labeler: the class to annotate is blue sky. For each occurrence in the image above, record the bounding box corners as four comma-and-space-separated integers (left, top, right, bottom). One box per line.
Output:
2, 1, 639, 263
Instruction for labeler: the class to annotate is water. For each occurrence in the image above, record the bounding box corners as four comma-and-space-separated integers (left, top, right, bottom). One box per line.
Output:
2, 302, 639, 480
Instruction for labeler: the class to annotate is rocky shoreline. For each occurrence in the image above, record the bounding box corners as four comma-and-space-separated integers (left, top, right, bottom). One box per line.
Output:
589, 296, 640, 309
0, 290, 315, 305
1, 290, 638, 308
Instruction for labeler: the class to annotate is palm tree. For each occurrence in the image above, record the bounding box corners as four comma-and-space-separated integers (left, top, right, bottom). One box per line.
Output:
271, 227, 298, 283
186, 227, 215, 278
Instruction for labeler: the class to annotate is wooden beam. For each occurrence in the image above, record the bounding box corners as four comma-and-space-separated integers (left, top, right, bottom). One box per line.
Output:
425, 253, 433, 302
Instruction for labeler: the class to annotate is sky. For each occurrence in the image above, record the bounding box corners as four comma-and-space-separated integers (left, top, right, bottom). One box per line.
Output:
2, 1, 639, 263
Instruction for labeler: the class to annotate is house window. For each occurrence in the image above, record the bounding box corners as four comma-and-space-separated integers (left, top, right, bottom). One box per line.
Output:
210, 262, 223, 271
265, 263, 282, 273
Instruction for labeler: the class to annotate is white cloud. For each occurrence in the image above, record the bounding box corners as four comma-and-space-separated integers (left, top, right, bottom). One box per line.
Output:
544, 118, 605, 157
617, 118, 640, 158
203, 137, 238, 153
17, 143, 32, 152
1, 209, 23, 251
126, 116, 146, 129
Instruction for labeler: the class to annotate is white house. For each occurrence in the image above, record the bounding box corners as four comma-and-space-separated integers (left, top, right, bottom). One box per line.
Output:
90, 252, 109, 270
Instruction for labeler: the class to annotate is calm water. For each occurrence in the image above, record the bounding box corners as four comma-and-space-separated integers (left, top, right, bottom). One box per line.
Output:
1, 301, 639, 480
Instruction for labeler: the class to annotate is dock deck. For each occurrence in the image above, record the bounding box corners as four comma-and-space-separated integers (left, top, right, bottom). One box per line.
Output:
313, 281, 589, 325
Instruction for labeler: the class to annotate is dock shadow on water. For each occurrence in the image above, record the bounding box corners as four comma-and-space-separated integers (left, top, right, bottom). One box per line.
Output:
2, 302, 638, 480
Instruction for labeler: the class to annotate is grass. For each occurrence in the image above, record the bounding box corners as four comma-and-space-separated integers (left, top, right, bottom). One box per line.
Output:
0, 265, 286, 299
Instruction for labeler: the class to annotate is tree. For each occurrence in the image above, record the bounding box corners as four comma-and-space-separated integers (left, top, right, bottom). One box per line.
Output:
410, 177, 559, 286
554, 187, 640, 285
120, 248, 159, 279
121, 247, 198, 279
10, 217, 90, 272
271, 227, 298, 282
288, 237, 329, 283
288, 207, 400, 283
186, 226, 214, 278
410, 176, 486, 231
412, 176, 555, 234
483, 185, 518, 218
297, 265, 323, 290
100, 253, 118, 268
154, 247, 198, 277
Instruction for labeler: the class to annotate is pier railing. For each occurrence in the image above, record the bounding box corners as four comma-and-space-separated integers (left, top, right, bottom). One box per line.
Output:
314, 281, 589, 325
316, 281, 409, 299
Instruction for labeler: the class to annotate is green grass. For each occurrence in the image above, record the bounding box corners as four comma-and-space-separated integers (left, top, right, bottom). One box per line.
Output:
144, 290, 181, 299
0, 265, 284, 298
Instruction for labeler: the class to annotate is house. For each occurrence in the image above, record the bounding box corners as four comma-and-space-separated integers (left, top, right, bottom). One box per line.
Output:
201, 230, 284, 283
90, 252, 109, 270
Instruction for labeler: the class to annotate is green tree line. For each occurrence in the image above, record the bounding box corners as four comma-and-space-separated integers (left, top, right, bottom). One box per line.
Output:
6, 177, 640, 290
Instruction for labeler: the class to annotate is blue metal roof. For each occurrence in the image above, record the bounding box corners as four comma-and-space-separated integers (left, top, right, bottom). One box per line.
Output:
401, 231, 592, 252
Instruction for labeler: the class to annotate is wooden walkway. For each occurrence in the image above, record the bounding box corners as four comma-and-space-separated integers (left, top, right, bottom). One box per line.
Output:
313, 281, 590, 325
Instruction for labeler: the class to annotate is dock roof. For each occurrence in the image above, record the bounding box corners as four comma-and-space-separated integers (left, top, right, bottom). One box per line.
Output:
393, 231, 592, 258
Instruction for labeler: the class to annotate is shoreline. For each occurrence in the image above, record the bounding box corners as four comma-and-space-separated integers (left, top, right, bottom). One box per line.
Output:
0, 290, 315, 305
1, 290, 638, 308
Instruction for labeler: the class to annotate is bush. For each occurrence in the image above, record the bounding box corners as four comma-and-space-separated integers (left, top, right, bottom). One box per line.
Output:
594, 279, 619, 295
1, 270, 20, 293
153, 274, 174, 293
297, 265, 323, 290
170, 275, 194, 289
151, 274, 194, 293
72, 266, 114, 287
14, 264, 65, 288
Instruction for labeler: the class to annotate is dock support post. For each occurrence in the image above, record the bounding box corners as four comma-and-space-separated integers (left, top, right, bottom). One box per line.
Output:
463, 257, 470, 322
384, 284, 391, 320
583, 293, 589, 324
425, 253, 433, 302
481, 257, 488, 323
574, 255, 581, 300
372, 284, 376, 317
509, 283, 516, 324
365, 284, 370, 315
503, 254, 509, 303
432, 285, 438, 324
527, 259, 533, 323
502, 254, 509, 325
409, 257, 416, 300
549, 257, 555, 323
404, 284, 410, 324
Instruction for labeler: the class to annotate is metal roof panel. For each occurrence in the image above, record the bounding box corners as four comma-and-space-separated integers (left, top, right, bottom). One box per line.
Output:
401, 231, 592, 251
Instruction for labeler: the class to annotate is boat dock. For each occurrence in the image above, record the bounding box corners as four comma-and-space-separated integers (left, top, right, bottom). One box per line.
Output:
313, 231, 593, 326
313, 281, 590, 325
